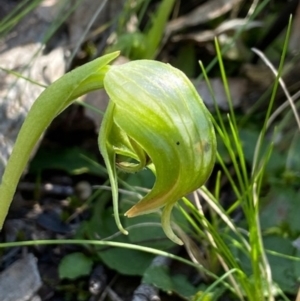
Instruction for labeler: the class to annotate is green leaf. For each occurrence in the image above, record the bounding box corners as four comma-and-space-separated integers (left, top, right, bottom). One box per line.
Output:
172, 274, 201, 297
98, 247, 154, 276
59, 252, 93, 280
260, 187, 300, 233
83, 205, 155, 276
143, 265, 199, 298
30, 147, 105, 176
264, 235, 300, 293
143, 265, 173, 293
143, 0, 175, 59
125, 214, 175, 250
239, 128, 284, 172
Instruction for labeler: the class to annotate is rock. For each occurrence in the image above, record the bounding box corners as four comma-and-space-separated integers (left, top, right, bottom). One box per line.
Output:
0, 253, 42, 301
0, 2, 66, 178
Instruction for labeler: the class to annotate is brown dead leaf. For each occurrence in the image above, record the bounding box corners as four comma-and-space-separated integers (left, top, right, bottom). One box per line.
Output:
166, 0, 243, 35
289, 1, 300, 54
172, 19, 263, 44
174, 225, 210, 281
242, 64, 275, 88
193, 77, 248, 110
296, 287, 300, 301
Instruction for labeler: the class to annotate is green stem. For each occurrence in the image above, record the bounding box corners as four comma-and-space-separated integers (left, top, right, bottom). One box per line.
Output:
0, 52, 119, 229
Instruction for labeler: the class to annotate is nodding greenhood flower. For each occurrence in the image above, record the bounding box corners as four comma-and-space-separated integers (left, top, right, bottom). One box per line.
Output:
99, 60, 216, 245
0, 52, 215, 245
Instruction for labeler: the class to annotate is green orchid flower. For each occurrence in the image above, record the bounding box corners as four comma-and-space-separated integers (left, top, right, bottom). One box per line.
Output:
99, 60, 216, 244
0, 52, 216, 245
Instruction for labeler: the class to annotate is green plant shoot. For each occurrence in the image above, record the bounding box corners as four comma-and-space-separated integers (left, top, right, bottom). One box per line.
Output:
0, 53, 216, 245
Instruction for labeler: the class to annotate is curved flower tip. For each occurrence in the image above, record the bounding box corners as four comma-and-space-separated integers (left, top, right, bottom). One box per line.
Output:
161, 203, 183, 245
100, 59, 216, 244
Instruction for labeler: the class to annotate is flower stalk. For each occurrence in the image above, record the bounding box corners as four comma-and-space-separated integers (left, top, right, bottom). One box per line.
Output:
0, 52, 119, 229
